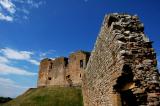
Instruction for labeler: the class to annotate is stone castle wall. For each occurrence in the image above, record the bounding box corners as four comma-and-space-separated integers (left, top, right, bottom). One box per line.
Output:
37, 13, 160, 106
37, 51, 90, 87
82, 13, 160, 106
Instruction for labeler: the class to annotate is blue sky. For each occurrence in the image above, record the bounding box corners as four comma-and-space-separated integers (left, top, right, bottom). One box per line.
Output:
0, 0, 160, 97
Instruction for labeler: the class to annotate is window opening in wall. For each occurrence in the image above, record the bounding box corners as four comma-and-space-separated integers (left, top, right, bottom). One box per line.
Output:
65, 61, 68, 67
64, 58, 68, 67
66, 75, 70, 79
49, 63, 53, 69
48, 77, 52, 80
80, 74, 81, 78
80, 60, 83, 68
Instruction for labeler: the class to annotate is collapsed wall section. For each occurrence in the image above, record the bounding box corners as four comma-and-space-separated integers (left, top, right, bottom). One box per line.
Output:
82, 13, 160, 106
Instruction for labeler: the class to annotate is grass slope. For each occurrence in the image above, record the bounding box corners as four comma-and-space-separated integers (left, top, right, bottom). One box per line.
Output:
2, 87, 83, 106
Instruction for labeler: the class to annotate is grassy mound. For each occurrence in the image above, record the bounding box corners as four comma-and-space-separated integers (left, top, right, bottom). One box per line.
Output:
2, 87, 83, 106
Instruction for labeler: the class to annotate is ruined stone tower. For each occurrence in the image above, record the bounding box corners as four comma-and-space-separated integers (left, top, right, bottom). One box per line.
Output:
37, 51, 90, 87
82, 13, 160, 106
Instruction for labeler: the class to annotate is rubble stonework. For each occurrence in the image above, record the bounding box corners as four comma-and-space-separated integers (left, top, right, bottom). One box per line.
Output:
82, 13, 160, 106
37, 13, 160, 106
37, 51, 90, 87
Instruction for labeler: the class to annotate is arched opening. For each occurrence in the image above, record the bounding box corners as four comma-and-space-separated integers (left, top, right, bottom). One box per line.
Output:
113, 64, 139, 106
120, 89, 138, 106
114, 64, 134, 90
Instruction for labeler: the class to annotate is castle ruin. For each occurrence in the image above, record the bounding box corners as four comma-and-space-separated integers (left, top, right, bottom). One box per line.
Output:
37, 51, 90, 87
37, 13, 160, 106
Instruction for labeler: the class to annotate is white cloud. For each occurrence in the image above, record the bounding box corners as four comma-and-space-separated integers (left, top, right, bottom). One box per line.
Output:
0, 0, 45, 22
0, 77, 30, 97
26, 0, 45, 8
0, 63, 37, 76
0, 0, 16, 14
13, 0, 45, 7
0, 47, 39, 65
0, 77, 27, 88
0, 47, 56, 97
0, 77, 14, 84
0, 12, 13, 21
0, 56, 9, 63
21, 8, 30, 14
0, 47, 39, 97
0, 47, 53, 98
28, 59, 39, 65
40, 50, 56, 59
1, 48, 33, 60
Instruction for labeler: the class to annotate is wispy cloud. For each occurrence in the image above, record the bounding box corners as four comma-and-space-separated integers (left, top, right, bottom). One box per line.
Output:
0, 56, 9, 63
13, 0, 45, 8
0, 77, 28, 89
28, 59, 39, 65
0, 47, 56, 97
0, 47, 38, 76
0, 47, 39, 65
0, 77, 30, 97
0, 63, 37, 76
0, 47, 40, 97
0, 12, 13, 21
0, 47, 58, 76
1, 48, 33, 60
0, 0, 45, 22
25, 0, 45, 8
40, 50, 56, 60
21, 8, 30, 14
0, 0, 16, 14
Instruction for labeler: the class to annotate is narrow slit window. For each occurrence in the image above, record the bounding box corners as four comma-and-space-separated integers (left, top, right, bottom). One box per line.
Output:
80, 60, 83, 68
49, 63, 53, 69
48, 77, 52, 80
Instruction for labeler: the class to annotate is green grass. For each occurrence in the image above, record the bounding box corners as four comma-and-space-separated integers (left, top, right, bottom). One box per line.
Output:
2, 87, 83, 106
